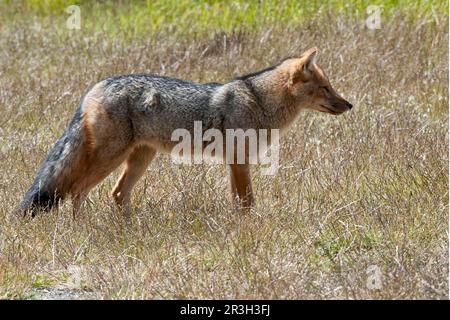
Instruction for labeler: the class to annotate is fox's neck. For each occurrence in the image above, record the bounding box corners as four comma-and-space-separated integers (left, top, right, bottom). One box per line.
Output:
245, 71, 301, 131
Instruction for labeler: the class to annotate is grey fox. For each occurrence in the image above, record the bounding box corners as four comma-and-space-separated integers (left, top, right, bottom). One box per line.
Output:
19, 47, 352, 217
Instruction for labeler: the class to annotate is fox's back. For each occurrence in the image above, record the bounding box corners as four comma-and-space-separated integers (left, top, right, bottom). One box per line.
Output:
101, 74, 220, 105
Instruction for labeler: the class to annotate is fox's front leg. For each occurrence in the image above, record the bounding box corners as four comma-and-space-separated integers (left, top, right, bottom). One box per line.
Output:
229, 164, 254, 212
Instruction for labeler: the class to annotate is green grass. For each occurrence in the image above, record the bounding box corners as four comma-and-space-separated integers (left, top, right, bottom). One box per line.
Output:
1, 0, 448, 38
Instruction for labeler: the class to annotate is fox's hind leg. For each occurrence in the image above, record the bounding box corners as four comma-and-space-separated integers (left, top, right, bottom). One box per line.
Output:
68, 124, 135, 218
112, 145, 156, 217
69, 148, 132, 218
72, 191, 88, 219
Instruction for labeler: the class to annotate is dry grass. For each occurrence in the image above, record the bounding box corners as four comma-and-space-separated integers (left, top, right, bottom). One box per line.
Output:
0, 3, 448, 299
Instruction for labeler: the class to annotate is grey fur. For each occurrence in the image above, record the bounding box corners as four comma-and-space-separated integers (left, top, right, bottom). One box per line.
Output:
97, 71, 295, 154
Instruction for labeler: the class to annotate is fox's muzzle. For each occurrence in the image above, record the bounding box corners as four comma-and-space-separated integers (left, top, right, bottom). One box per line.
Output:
330, 98, 353, 115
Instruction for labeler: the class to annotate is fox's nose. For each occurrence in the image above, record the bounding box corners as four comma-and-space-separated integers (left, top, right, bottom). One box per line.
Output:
346, 102, 353, 110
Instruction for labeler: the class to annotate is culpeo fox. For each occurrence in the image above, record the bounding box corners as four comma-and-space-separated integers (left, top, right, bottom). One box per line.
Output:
19, 47, 352, 217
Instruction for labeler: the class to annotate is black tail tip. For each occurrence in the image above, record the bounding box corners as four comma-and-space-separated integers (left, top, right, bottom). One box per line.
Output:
18, 190, 61, 218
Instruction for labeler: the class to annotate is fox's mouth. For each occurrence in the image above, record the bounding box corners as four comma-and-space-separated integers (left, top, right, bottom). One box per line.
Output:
318, 104, 344, 115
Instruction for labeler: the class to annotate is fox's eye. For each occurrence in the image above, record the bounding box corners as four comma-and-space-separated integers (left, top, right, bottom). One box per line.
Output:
320, 86, 329, 93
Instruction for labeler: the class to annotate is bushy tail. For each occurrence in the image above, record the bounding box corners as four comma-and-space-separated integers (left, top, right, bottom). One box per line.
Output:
19, 107, 85, 216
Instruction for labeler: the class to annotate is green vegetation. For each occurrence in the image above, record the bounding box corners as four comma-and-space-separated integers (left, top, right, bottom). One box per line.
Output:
1, 0, 448, 37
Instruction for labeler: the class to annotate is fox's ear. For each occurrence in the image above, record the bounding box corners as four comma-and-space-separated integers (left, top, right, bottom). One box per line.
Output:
301, 47, 317, 72
290, 47, 318, 84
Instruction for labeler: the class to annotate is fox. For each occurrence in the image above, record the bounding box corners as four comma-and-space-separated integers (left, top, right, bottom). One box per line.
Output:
19, 47, 352, 217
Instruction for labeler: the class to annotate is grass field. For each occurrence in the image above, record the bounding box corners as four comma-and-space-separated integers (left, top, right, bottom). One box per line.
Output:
0, 0, 448, 299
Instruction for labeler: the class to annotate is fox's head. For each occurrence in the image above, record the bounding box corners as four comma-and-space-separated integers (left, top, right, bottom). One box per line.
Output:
284, 47, 352, 115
